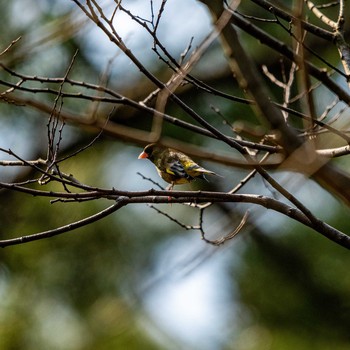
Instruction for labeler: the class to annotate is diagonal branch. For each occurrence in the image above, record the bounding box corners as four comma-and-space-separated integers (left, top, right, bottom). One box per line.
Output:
0, 198, 128, 248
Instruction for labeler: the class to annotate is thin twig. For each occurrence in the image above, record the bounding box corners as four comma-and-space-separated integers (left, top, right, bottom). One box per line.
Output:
202, 210, 249, 246
0, 36, 21, 56
137, 172, 165, 190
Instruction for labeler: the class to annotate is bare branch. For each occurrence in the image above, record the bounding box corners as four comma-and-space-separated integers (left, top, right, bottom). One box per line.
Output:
250, 0, 334, 40
304, 0, 337, 29
0, 190, 348, 249
201, 210, 250, 246
0, 36, 21, 56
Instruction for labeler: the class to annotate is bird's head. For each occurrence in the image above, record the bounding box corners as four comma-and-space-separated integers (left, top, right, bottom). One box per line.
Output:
138, 143, 159, 162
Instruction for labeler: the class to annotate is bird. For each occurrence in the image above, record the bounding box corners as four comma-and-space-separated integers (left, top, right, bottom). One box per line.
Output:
138, 143, 220, 189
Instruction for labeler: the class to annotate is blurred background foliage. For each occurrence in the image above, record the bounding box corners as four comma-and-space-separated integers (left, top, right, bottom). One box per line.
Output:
0, 1, 350, 349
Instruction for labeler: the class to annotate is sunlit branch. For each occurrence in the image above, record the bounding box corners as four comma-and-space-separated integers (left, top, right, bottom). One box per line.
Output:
201, 209, 249, 246
0, 159, 47, 166
304, 0, 337, 29
304, 0, 350, 85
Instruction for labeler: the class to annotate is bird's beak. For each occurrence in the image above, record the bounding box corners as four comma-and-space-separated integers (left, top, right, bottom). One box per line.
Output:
138, 151, 148, 159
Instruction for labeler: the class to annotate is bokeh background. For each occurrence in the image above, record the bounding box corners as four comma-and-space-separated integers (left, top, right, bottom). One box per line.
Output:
1, 1, 350, 349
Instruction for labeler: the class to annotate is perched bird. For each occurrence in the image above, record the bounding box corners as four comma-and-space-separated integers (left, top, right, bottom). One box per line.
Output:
138, 143, 220, 189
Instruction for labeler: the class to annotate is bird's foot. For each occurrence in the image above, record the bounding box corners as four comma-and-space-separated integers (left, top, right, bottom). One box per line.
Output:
166, 183, 174, 202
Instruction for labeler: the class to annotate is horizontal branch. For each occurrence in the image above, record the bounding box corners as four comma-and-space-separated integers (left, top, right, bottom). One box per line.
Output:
0, 158, 47, 166
317, 145, 350, 158
0, 185, 349, 249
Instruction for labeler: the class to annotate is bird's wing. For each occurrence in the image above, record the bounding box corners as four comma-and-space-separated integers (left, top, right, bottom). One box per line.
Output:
165, 158, 193, 180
